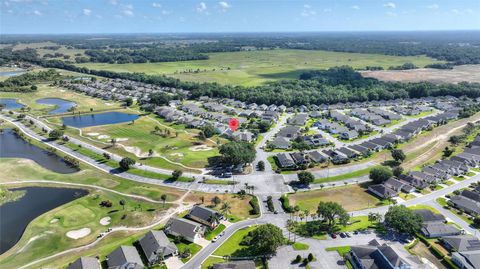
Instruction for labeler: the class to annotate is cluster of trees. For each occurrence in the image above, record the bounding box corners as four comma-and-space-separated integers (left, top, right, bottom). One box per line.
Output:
240, 224, 284, 256
0, 69, 60, 92
84, 47, 209, 64
219, 141, 256, 165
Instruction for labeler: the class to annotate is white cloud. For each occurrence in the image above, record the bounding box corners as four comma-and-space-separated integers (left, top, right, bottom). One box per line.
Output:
152, 2, 161, 8
383, 2, 396, 9
196, 2, 207, 12
218, 1, 230, 12
427, 4, 439, 10
82, 8, 91, 16
108, 0, 118, 5
123, 9, 133, 16
32, 9, 42, 15
351, 5, 360, 10
301, 4, 316, 17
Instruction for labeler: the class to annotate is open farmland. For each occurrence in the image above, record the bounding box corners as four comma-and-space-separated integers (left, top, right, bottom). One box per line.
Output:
77, 49, 443, 86
361, 64, 480, 84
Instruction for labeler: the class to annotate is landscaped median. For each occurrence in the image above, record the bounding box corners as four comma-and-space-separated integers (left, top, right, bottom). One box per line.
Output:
312, 165, 380, 184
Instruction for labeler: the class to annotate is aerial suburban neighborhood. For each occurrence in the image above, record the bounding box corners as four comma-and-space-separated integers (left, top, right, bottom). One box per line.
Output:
1, 1, 480, 269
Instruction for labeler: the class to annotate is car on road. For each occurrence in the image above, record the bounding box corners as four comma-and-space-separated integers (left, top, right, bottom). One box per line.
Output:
339, 232, 346, 238
331, 233, 337, 239
219, 231, 225, 236
346, 232, 352, 238
212, 236, 219, 242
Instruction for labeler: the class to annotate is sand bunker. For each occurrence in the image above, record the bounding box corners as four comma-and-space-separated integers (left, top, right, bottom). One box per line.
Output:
86, 132, 99, 136
189, 145, 213, 151
49, 218, 59, 224
66, 228, 91, 239
98, 135, 110, 139
170, 153, 184, 157
105, 102, 113, 106
124, 146, 156, 158
116, 138, 129, 142
100, 217, 111, 226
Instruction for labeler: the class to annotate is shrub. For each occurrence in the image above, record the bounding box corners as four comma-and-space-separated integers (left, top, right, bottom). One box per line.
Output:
266, 196, 275, 212
249, 196, 260, 215
280, 195, 293, 213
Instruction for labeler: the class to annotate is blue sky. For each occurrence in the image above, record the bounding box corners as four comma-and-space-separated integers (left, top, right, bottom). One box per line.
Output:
1, 0, 479, 34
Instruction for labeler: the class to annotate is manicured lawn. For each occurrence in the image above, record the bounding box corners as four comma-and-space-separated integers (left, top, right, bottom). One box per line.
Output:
326, 246, 351, 256
213, 226, 257, 257
453, 176, 467, 181
79, 115, 221, 169
204, 179, 236, 185
466, 171, 476, 177
408, 205, 440, 214
436, 197, 448, 207
0, 84, 121, 116
289, 184, 385, 212
472, 168, 480, 173
0, 187, 167, 269
177, 242, 202, 263
338, 216, 374, 232
186, 192, 258, 222
78, 49, 442, 86
205, 224, 226, 240
202, 257, 227, 269
313, 166, 381, 184
292, 242, 310, 250
399, 192, 416, 200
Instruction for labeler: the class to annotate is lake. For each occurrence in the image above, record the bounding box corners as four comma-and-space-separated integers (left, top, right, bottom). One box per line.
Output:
61, 111, 139, 128
0, 187, 88, 254
0, 128, 79, 174
0, 70, 25, 77
0, 98, 25, 110
36, 98, 77, 114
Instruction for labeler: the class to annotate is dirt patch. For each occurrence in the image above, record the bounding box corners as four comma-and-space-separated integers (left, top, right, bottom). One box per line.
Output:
97, 135, 110, 140
86, 132, 99, 136
189, 145, 213, 151
66, 228, 91, 239
361, 65, 480, 84
99, 216, 111, 226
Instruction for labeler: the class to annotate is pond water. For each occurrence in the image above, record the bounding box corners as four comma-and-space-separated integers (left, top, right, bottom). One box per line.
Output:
0, 70, 25, 77
0, 187, 88, 254
0, 128, 79, 174
61, 111, 139, 128
36, 98, 77, 114
0, 98, 25, 110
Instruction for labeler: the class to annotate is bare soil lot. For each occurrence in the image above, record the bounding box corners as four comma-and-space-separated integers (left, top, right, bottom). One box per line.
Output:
361, 65, 480, 84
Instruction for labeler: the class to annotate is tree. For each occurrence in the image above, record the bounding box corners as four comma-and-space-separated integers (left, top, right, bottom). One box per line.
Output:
103, 152, 111, 160
392, 166, 404, 177
297, 171, 315, 186
149, 92, 171, 106
391, 149, 406, 163
202, 124, 217, 138
171, 170, 183, 180
212, 196, 221, 206
369, 166, 393, 184
160, 194, 167, 208
220, 202, 232, 215
119, 157, 135, 170
148, 149, 154, 157
473, 216, 480, 227
316, 201, 349, 229
443, 147, 454, 157
48, 129, 64, 140
449, 135, 462, 145
257, 161, 265, 171
124, 97, 133, 107
368, 212, 382, 223
384, 205, 423, 235
119, 199, 126, 210
219, 141, 256, 165
240, 224, 284, 255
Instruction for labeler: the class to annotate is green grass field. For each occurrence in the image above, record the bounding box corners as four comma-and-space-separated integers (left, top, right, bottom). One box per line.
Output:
213, 226, 257, 257
0, 187, 167, 269
77, 49, 443, 86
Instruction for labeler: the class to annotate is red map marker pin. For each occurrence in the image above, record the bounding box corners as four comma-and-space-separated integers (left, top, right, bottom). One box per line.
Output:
229, 118, 239, 132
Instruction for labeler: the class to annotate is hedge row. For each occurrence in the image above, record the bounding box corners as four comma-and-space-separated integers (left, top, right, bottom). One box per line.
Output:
280, 195, 293, 213
249, 196, 260, 215
416, 233, 460, 269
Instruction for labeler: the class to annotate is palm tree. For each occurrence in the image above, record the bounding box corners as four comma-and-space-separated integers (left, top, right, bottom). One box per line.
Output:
220, 202, 232, 216
119, 199, 126, 210
304, 209, 309, 222
160, 194, 167, 208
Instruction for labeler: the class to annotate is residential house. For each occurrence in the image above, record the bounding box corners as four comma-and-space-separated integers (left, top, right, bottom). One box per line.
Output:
368, 184, 398, 199
106, 246, 144, 269
187, 206, 223, 229
452, 250, 480, 269
139, 230, 178, 265
450, 193, 480, 216
68, 257, 101, 269
348, 145, 371, 157
291, 152, 309, 166
276, 153, 295, 168
340, 130, 359, 140
270, 137, 290, 149
308, 151, 327, 163
277, 126, 301, 139
288, 114, 308, 126
441, 235, 480, 252
164, 218, 204, 243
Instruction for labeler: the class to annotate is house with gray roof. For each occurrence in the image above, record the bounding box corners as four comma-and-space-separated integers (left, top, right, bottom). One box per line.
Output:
368, 184, 398, 199
277, 126, 301, 139
452, 250, 480, 269
276, 153, 295, 168
308, 151, 327, 163
67, 257, 101, 269
187, 205, 223, 229
421, 223, 461, 238
164, 218, 204, 243
450, 194, 480, 216
106, 246, 144, 269
269, 137, 290, 149
442, 235, 480, 252
139, 230, 178, 265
